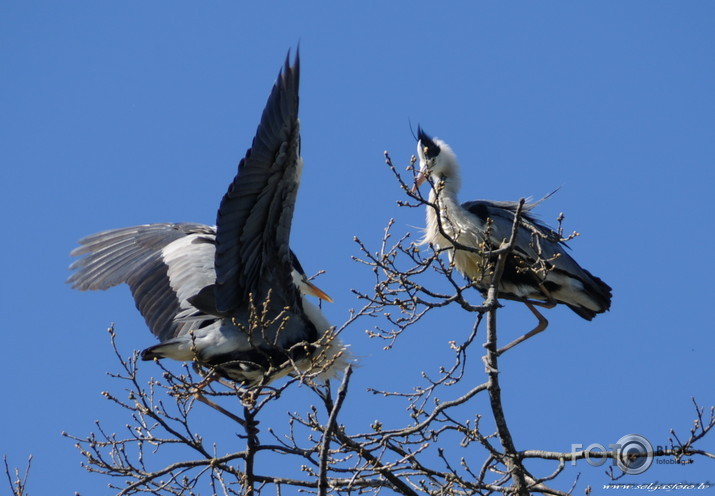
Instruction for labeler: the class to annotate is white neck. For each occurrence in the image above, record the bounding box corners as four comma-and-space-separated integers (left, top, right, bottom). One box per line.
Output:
425, 177, 463, 248
429, 173, 461, 200
419, 138, 466, 248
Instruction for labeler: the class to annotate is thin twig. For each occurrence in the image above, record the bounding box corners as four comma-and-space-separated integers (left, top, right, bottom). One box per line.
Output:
318, 366, 353, 496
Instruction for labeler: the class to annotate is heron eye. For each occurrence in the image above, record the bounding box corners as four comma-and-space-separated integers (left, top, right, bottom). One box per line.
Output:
423, 145, 430, 156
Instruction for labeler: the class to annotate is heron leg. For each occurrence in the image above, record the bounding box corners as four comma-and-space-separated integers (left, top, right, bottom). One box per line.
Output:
193, 391, 248, 427
525, 299, 556, 309
531, 283, 557, 308
194, 368, 218, 390
498, 285, 557, 309
188, 362, 219, 391
497, 301, 549, 354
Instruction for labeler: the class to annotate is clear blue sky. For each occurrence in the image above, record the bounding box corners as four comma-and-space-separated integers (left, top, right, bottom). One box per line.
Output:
2, 2, 714, 494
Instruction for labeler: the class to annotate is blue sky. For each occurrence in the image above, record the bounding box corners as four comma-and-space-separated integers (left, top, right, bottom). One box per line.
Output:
2, 2, 714, 494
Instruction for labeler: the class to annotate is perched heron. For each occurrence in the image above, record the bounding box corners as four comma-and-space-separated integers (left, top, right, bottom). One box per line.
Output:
69, 54, 349, 385
414, 127, 612, 352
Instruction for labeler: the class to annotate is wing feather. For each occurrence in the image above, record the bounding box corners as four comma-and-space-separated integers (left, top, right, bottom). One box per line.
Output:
68, 223, 217, 340
462, 200, 612, 316
214, 53, 302, 314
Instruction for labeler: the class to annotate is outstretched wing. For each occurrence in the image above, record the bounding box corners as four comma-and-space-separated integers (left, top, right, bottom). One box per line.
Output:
68, 223, 217, 341
214, 52, 302, 314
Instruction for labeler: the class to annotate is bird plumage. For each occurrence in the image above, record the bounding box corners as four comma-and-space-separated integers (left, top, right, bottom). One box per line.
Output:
415, 127, 611, 320
69, 223, 217, 342
69, 53, 348, 385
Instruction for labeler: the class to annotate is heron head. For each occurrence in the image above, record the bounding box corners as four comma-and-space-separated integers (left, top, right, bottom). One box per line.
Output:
413, 127, 459, 191
289, 250, 334, 303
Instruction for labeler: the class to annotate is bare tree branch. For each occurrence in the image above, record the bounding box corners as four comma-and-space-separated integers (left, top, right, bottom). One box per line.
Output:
4, 456, 32, 496
7, 150, 706, 496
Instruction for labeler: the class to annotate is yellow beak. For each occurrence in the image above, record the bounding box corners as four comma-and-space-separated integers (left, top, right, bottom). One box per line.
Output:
412, 170, 428, 193
303, 279, 334, 303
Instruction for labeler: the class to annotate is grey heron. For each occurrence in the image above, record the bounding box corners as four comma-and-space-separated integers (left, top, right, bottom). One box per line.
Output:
414, 127, 611, 352
69, 54, 349, 385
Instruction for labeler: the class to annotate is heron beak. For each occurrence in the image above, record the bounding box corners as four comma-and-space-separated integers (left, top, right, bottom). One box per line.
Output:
412, 170, 428, 193
304, 280, 334, 303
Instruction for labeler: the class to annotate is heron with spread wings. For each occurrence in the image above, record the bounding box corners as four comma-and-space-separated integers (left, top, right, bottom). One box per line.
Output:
413, 127, 612, 353
69, 53, 349, 385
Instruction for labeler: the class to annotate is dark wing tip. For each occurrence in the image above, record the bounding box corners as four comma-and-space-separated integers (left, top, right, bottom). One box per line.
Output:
279, 47, 300, 102
214, 49, 303, 313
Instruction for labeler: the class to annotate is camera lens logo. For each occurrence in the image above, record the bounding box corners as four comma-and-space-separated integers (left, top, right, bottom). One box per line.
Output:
616, 434, 653, 475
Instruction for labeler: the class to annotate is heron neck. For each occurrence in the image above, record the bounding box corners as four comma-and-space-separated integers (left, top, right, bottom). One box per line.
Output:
425, 175, 463, 248
428, 175, 461, 206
